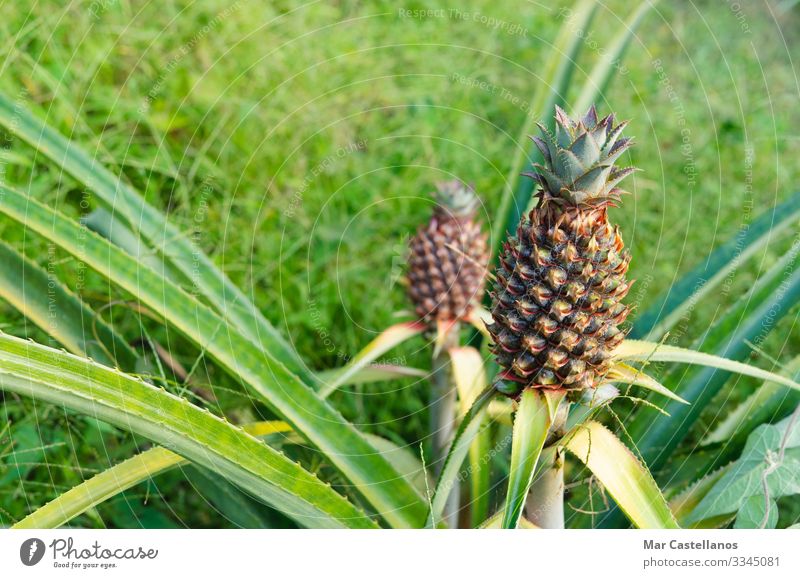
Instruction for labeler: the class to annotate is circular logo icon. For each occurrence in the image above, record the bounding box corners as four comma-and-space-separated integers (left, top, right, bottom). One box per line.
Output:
20, 538, 46, 566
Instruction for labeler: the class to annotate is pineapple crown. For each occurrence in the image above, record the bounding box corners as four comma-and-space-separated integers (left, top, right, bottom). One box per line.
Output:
432, 180, 479, 219
530, 105, 636, 208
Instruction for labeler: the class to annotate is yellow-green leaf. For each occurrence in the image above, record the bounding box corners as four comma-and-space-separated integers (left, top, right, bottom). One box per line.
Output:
502, 390, 551, 529
318, 321, 425, 398
449, 346, 492, 526
565, 421, 679, 529
606, 362, 689, 404
613, 340, 800, 392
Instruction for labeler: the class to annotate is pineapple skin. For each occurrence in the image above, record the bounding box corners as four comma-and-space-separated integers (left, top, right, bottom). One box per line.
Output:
407, 181, 489, 324
488, 106, 634, 396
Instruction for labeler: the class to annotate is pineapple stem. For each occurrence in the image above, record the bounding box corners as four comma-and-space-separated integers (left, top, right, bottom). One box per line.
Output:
525, 402, 570, 528
430, 325, 460, 528
525, 450, 565, 529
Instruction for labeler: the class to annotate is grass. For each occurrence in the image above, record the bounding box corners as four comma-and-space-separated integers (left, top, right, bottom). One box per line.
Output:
0, 0, 799, 527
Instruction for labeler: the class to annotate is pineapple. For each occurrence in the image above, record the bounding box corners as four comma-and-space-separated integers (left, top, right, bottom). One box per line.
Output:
407, 180, 489, 325
488, 105, 635, 396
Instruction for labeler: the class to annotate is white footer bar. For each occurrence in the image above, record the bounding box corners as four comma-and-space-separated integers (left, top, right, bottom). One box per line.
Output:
2, 529, 798, 577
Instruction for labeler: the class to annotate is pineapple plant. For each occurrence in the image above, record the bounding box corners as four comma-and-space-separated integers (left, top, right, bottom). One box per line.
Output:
488, 105, 635, 396
405, 180, 490, 526
407, 180, 489, 326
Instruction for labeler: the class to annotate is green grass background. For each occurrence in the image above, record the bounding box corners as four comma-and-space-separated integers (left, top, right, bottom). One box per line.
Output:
0, 0, 799, 527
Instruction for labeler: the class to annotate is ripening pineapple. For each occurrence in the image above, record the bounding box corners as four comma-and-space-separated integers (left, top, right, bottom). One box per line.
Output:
407, 180, 489, 325
488, 105, 635, 396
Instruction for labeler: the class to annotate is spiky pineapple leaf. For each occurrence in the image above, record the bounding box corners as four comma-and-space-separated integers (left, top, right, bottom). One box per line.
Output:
572, 164, 613, 194
502, 389, 552, 529
565, 421, 679, 529
568, 132, 602, 168
631, 189, 800, 340
0, 184, 427, 528
605, 362, 688, 404
0, 252, 294, 532
317, 321, 425, 398
315, 363, 426, 387
15, 447, 182, 529
0, 241, 137, 370
555, 148, 587, 180
83, 207, 174, 282
613, 340, 800, 392
0, 333, 376, 529
602, 120, 628, 154
0, 91, 308, 381
15, 421, 293, 529
669, 463, 732, 526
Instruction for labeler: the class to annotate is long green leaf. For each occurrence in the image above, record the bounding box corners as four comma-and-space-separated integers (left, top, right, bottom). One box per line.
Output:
318, 321, 425, 398
425, 386, 495, 528
614, 340, 800, 392
15, 447, 181, 529
669, 464, 732, 527
502, 390, 551, 529
315, 364, 426, 387
0, 91, 308, 380
492, 0, 599, 255
566, 421, 679, 528
83, 207, 174, 282
0, 240, 137, 369
622, 242, 800, 467
701, 356, 800, 448
631, 190, 800, 340
0, 333, 376, 529
13, 421, 292, 529
605, 361, 688, 404
0, 185, 427, 528
572, 0, 658, 115
449, 346, 491, 527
